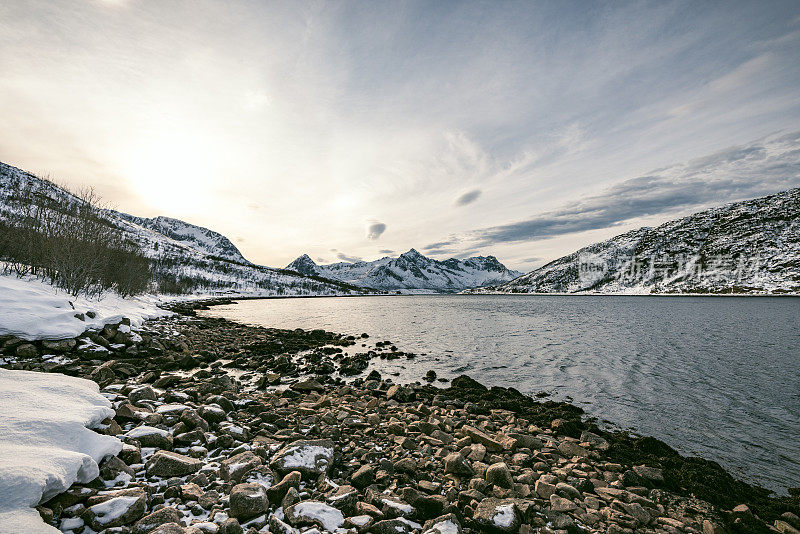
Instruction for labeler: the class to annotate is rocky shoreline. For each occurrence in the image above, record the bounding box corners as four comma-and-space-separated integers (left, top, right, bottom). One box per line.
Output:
0, 299, 798, 534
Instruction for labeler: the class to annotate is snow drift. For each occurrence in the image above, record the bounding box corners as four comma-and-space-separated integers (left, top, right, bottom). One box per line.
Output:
0, 369, 122, 533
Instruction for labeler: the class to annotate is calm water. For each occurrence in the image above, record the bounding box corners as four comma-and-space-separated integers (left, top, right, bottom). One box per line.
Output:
202, 295, 800, 494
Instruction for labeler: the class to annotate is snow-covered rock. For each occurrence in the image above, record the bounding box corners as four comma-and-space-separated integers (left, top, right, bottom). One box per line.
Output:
287, 249, 522, 292
0, 369, 122, 533
471, 188, 800, 295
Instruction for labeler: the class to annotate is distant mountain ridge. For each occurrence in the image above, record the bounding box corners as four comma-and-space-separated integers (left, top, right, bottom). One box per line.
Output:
468, 188, 800, 295
287, 249, 523, 292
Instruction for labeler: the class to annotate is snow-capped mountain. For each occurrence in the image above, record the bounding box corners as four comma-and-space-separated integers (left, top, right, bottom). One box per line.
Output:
114, 213, 248, 264
287, 249, 523, 292
0, 161, 367, 296
469, 188, 800, 295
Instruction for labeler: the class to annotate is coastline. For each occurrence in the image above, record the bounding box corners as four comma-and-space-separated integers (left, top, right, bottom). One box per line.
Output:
0, 300, 798, 534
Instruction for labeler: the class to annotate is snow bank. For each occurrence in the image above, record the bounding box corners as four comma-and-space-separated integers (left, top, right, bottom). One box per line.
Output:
0, 273, 170, 340
0, 369, 122, 533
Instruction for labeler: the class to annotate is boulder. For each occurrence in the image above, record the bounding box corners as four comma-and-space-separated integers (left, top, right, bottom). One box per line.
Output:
229, 483, 269, 520
220, 451, 262, 482
84, 488, 147, 530
131, 507, 181, 534
285, 501, 345, 532
270, 439, 334, 479
473, 498, 520, 533
146, 450, 202, 477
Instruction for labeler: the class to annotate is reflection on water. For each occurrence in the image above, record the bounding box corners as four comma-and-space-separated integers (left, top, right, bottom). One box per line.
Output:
202, 294, 800, 494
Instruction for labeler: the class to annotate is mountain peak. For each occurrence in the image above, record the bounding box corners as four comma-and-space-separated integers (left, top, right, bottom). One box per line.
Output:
286, 254, 319, 275
401, 248, 423, 258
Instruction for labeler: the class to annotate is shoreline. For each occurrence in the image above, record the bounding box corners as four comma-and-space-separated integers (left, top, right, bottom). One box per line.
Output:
0, 301, 798, 534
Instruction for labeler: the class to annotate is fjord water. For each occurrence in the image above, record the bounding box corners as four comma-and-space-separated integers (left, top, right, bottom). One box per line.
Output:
203, 295, 800, 493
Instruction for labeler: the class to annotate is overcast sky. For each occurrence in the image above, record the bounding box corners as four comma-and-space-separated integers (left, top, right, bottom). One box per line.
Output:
1, 1, 799, 271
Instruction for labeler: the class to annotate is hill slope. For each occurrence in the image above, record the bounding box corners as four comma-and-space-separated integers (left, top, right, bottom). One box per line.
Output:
287, 249, 523, 292
470, 189, 800, 294
0, 161, 367, 296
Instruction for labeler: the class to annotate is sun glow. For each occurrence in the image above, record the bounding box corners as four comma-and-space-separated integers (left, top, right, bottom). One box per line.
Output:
123, 135, 216, 216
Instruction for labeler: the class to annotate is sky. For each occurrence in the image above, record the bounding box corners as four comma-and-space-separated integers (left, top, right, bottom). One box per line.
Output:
1, 1, 799, 271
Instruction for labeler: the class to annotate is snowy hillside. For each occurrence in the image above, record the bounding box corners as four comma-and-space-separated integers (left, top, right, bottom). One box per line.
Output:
0, 161, 368, 297
470, 188, 800, 295
114, 213, 248, 264
287, 249, 523, 292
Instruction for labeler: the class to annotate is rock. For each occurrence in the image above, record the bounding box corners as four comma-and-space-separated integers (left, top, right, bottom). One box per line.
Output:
776, 521, 800, 534
266, 471, 301, 503
370, 518, 418, 534
146, 450, 202, 477
443, 452, 474, 477
285, 501, 345, 531
219, 518, 244, 534
85, 488, 147, 530
99, 455, 135, 481
124, 425, 173, 450
423, 514, 462, 534
42, 338, 77, 352
485, 462, 514, 489
549, 494, 577, 512
290, 378, 324, 392
633, 464, 664, 483
15, 343, 39, 358
149, 523, 185, 534
473, 498, 520, 533
270, 439, 334, 479
229, 483, 269, 521
554, 482, 580, 500
557, 440, 589, 458
220, 451, 262, 482
351, 464, 376, 488
462, 425, 503, 452
387, 384, 414, 402
131, 507, 181, 534
535, 479, 556, 499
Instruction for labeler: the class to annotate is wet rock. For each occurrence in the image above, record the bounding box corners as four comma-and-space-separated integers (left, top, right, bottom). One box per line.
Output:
219, 518, 244, 534
229, 483, 269, 521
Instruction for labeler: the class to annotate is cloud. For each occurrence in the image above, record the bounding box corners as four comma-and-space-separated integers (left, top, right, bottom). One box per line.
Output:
366, 221, 387, 240
519, 257, 542, 264
378, 249, 394, 254
423, 241, 454, 250
336, 252, 362, 263
455, 189, 482, 206
472, 132, 800, 246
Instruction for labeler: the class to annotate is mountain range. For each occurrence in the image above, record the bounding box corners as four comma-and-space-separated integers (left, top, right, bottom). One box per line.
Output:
287, 250, 522, 292
467, 188, 800, 295
0, 160, 519, 294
